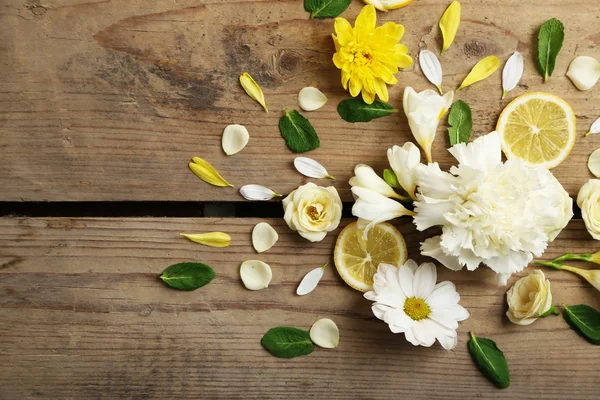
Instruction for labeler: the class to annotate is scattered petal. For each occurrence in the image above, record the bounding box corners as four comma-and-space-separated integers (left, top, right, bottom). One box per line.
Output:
502, 51, 524, 99
240, 72, 268, 112
180, 232, 231, 248
439, 1, 461, 55
457, 56, 500, 91
298, 87, 328, 111
588, 149, 600, 178
297, 263, 327, 295
567, 56, 600, 91
586, 117, 600, 137
189, 157, 233, 187
309, 318, 340, 349
419, 50, 443, 93
252, 222, 279, 253
240, 260, 272, 290
222, 124, 249, 155
239, 185, 282, 201
294, 157, 335, 179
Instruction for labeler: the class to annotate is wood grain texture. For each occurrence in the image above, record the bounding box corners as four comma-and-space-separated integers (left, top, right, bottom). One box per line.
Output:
1, 0, 600, 201
1, 217, 599, 399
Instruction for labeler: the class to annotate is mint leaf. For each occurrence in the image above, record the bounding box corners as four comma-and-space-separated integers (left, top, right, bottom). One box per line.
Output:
448, 100, 472, 146
304, 0, 351, 19
537, 18, 565, 82
468, 332, 510, 389
279, 110, 320, 153
562, 304, 600, 345
337, 98, 397, 123
160, 262, 215, 291
261, 326, 315, 358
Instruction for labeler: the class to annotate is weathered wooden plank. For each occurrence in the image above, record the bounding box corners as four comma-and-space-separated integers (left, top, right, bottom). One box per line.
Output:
1, 0, 599, 201
0, 217, 598, 399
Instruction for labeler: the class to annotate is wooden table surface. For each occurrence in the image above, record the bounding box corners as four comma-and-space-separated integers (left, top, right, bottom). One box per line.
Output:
1, 0, 600, 399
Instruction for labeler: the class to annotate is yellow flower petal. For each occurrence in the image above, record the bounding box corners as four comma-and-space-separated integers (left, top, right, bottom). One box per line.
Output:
341, 70, 351, 89
189, 157, 234, 187
457, 55, 500, 91
239, 72, 268, 112
355, 5, 377, 35
334, 18, 354, 45
362, 89, 376, 104
439, 1, 461, 55
374, 78, 389, 102
349, 75, 362, 97
180, 232, 231, 248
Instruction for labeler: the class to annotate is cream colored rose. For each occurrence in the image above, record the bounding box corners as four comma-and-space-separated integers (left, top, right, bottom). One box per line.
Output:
282, 183, 342, 242
506, 270, 553, 325
577, 179, 600, 240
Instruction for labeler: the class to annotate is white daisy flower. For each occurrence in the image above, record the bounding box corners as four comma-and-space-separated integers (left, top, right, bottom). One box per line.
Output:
364, 260, 469, 350
415, 132, 573, 285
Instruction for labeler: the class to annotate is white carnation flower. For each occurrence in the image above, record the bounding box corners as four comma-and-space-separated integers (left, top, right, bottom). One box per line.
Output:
415, 132, 573, 285
364, 260, 469, 350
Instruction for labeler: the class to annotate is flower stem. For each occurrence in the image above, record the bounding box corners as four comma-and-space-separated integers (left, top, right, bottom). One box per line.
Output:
532, 260, 563, 270
539, 305, 560, 318
551, 253, 592, 263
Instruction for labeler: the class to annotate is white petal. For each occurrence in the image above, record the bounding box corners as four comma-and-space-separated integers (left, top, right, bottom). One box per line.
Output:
309, 318, 339, 349
298, 87, 328, 111
294, 157, 334, 179
502, 51, 524, 98
567, 56, 600, 91
588, 149, 600, 178
427, 281, 460, 309
587, 117, 600, 136
296, 265, 325, 295
349, 164, 398, 198
419, 50, 443, 92
413, 262, 437, 299
240, 260, 272, 290
448, 131, 502, 172
420, 236, 464, 271
411, 320, 436, 347
398, 263, 415, 298
252, 222, 278, 253
222, 124, 249, 155
239, 184, 280, 201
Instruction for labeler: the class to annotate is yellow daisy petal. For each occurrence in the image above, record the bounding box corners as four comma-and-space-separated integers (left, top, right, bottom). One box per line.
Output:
355, 5, 377, 36
334, 18, 354, 45
362, 89, 376, 104
349, 75, 363, 97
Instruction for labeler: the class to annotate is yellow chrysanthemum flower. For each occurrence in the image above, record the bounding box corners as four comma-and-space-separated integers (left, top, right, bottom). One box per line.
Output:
332, 5, 413, 104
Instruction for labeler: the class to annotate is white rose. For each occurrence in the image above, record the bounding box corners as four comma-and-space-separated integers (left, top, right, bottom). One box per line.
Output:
282, 183, 342, 242
506, 270, 553, 325
577, 179, 600, 240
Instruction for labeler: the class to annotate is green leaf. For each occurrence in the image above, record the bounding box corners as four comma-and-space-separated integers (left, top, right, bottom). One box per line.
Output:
537, 18, 565, 82
279, 110, 320, 153
383, 169, 401, 190
160, 262, 215, 291
562, 304, 600, 345
468, 332, 510, 389
337, 98, 397, 123
304, 0, 351, 19
448, 100, 472, 146
261, 326, 315, 358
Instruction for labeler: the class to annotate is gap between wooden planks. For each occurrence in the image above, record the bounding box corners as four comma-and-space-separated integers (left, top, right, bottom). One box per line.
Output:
0, 216, 599, 399
1, 0, 599, 202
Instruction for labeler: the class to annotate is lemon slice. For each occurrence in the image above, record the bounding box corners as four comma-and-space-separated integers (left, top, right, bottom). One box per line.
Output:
363, 0, 414, 12
334, 222, 407, 292
497, 92, 576, 169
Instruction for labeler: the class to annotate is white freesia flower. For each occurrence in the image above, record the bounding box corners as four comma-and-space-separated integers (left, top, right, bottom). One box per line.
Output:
364, 260, 469, 350
349, 164, 403, 200
387, 142, 421, 200
403, 87, 454, 163
577, 179, 600, 240
566, 56, 600, 91
283, 183, 342, 242
506, 270, 553, 325
415, 132, 573, 285
351, 186, 415, 234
